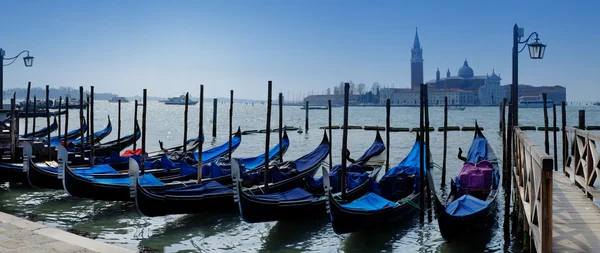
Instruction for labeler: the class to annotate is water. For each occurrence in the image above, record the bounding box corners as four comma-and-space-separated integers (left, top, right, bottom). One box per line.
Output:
2, 101, 597, 252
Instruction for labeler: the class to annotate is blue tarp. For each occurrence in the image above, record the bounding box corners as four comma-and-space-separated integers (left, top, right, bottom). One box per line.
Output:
238, 136, 289, 170
466, 136, 488, 164
378, 140, 427, 196
90, 173, 164, 186
251, 187, 315, 201
355, 133, 386, 163
445, 194, 489, 217
292, 142, 329, 173
164, 181, 232, 196
193, 133, 242, 163
72, 164, 119, 176
326, 164, 368, 193
340, 192, 399, 211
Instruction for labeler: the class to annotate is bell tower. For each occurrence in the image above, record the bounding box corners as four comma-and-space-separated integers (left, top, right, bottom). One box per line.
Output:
411, 28, 424, 90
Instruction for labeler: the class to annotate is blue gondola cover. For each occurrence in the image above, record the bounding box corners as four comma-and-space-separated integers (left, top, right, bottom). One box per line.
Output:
250, 187, 315, 201
340, 192, 399, 211
444, 194, 489, 216
466, 136, 488, 164
164, 181, 232, 196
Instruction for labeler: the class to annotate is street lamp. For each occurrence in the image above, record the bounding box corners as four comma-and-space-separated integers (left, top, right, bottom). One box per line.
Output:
1, 48, 34, 109
511, 24, 546, 126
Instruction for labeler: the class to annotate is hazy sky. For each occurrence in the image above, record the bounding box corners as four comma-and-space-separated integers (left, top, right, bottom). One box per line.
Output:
1, 0, 598, 100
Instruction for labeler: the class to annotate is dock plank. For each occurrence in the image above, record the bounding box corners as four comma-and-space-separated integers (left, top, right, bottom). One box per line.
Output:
551, 170, 600, 252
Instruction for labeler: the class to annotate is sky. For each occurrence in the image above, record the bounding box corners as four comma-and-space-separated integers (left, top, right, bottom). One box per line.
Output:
1, 0, 598, 101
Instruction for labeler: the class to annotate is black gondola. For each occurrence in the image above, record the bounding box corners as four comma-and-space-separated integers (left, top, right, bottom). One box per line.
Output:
430, 123, 500, 240
327, 134, 426, 234
235, 131, 386, 223
62, 129, 242, 201
134, 132, 328, 217
18, 109, 67, 118
21, 117, 57, 138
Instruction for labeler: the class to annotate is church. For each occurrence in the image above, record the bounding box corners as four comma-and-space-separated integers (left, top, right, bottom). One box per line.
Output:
380, 29, 503, 106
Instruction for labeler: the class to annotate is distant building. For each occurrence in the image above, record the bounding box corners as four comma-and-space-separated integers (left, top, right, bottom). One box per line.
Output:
503, 85, 566, 104
411, 28, 424, 90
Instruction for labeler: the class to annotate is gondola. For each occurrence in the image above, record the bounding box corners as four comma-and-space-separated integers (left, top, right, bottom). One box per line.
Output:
235, 131, 386, 223
47, 122, 88, 145
62, 128, 243, 201
134, 131, 325, 217
18, 109, 67, 118
67, 116, 113, 146
327, 134, 427, 234
21, 117, 57, 138
24, 122, 141, 189
430, 123, 500, 240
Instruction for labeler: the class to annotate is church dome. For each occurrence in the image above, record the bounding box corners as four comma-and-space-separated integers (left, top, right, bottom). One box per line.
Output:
458, 60, 474, 78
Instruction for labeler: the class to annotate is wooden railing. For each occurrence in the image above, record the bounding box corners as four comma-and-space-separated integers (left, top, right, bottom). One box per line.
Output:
513, 127, 553, 253
564, 126, 600, 198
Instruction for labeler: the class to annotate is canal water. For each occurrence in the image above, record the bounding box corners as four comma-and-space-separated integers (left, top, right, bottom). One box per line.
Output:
1, 101, 596, 252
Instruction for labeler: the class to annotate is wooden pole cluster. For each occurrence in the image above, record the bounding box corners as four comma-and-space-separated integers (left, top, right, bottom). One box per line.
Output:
212, 98, 218, 138
341, 83, 350, 200
419, 84, 425, 224
183, 92, 189, 154
198, 85, 204, 182
24, 82, 31, 136
442, 96, 448, 187
305, 100, 309, 132
561, 102, 567, 174
385, 99, 390, 172
542, 93, 549, 154
264, 81, 272, 190
279, 92, 283, 162
46, 85, 51, 160
328, 99, 332, 171
553, 104, 558, 171
133, 100, 138, 150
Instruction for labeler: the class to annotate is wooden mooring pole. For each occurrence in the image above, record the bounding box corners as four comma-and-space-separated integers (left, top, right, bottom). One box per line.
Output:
542, 93, 549, 154
32, 95, 36, 134
579, 110, 585, 130
441, 96, 448, 187
229, 91, 233, 160
198, 84, 204, 182
57, 96, 62, 141
90, 86, 95, 166
141, 89, 147, 173
117, 100, 121, 148
341, 83, 350, 200
504, 102, 513, 246
24, 82, 30, 136
424, 84, 432, 222
501, 98, 506, 187
385, 99, 390, 172
212, 98, 218, 138
553, 104, 558, 171
45, 85, 51, 160
305, 100, 309, 132
419, 84, 425, 224
10, 95, 16, 161
561, 102, 567, 174
79, 87, 84, 160
133, 100, 138, 150
63, 97, 69, 146
279, 92, 283, 162
86, 95, 90, 143
183, 92, 189, 154
328, 99, 332, 171
264, 82, 272, 190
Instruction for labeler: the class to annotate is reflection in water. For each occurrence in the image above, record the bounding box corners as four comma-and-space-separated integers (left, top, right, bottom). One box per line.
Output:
0, 103, 582, 252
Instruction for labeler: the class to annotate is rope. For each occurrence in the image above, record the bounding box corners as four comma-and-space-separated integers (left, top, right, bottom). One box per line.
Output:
397, 197, 423, 211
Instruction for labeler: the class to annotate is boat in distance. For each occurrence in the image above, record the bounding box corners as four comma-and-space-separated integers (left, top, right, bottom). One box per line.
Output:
109, 96, 129, 103
161, 95, 198, 105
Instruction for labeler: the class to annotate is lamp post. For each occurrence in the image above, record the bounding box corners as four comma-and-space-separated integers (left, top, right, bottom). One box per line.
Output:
1, 48, 34, 109
511, 24, 546, 126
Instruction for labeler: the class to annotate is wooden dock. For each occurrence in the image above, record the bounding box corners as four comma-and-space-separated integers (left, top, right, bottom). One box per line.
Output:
511, 124, 600, 253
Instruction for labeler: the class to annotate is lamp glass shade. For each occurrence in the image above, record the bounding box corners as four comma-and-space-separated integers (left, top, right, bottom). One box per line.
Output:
527, 41, 546, 59
23, 56, 34, 67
